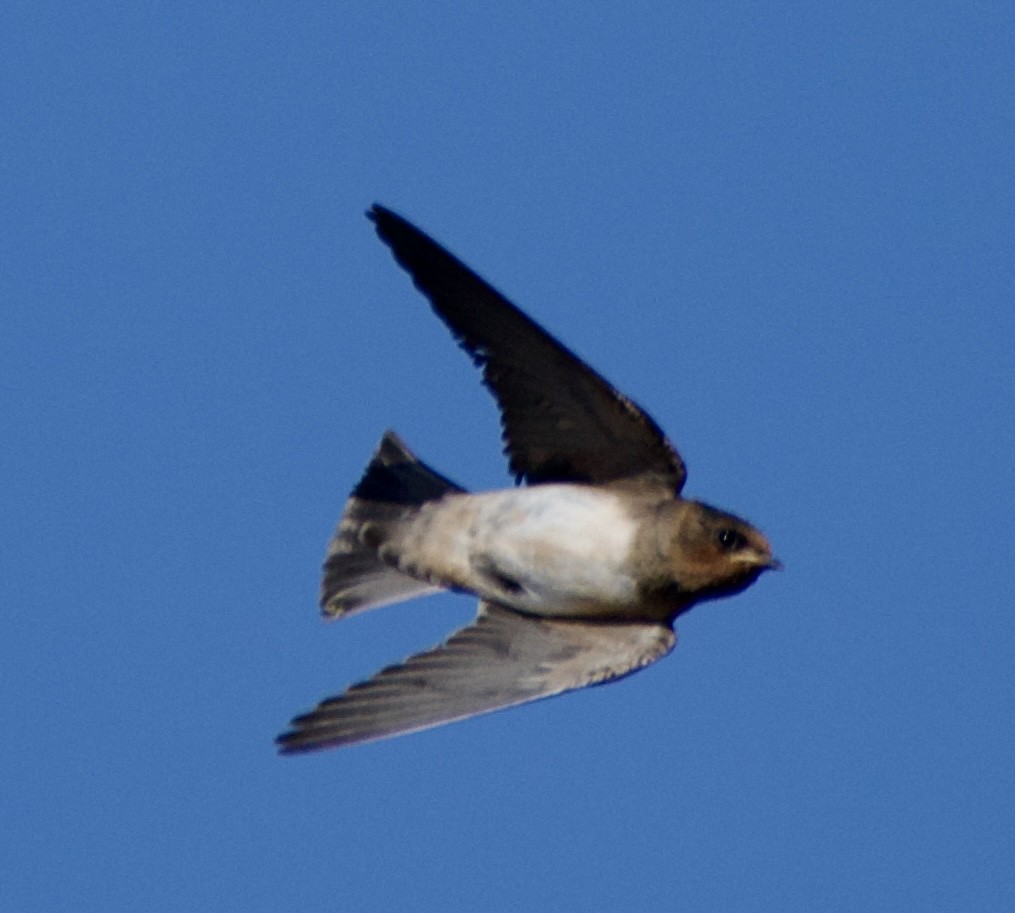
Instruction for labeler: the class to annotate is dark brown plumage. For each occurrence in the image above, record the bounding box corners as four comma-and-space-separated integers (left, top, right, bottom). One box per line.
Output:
277, 206, 778, 753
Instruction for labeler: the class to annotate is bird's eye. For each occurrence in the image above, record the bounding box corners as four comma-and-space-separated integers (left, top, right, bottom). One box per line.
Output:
716, 528, 746, 552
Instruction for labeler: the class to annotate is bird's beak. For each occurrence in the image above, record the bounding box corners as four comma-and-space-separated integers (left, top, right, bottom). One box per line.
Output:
731, 550, 783, 571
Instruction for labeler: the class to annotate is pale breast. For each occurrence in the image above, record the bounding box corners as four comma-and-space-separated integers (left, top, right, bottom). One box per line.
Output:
464, 486, 643, 616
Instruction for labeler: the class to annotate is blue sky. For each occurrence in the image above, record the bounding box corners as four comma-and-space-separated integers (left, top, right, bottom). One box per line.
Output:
2, 2, 1013, 910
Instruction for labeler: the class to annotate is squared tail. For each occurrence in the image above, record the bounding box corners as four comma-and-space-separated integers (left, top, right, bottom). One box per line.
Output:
320, 431, 465, 618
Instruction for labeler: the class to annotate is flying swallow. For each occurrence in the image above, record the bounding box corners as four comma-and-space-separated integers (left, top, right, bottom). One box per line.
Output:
276, 205, 779, 753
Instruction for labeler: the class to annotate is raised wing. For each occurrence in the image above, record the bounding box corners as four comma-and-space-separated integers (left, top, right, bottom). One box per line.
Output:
276, 602, 675, 753
368, 205, 687, 492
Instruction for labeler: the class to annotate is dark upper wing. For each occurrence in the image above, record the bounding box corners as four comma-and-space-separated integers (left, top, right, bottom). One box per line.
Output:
368, 205, 687, 491
276, 602, 675, 753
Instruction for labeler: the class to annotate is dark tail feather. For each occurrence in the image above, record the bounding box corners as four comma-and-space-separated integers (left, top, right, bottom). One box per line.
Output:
319, 431, 464, 618
350, 431, 463, 504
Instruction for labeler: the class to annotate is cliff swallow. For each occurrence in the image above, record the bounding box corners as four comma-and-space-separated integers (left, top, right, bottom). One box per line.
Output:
276, 205, 779, 753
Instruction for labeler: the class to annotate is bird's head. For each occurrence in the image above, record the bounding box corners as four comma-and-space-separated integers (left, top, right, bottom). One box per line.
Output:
661, 500, 780, 603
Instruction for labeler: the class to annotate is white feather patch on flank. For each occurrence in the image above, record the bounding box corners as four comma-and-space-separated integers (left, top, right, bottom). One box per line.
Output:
396, 485, 642, 617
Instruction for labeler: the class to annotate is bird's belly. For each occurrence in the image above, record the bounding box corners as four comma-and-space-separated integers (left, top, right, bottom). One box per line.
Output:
463, 487, 642, 617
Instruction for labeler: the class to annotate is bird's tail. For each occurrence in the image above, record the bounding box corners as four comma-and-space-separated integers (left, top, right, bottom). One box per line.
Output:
319, 431, 465, 618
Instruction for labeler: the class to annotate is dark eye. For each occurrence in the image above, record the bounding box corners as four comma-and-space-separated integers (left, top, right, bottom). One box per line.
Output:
716, 528, 746, 552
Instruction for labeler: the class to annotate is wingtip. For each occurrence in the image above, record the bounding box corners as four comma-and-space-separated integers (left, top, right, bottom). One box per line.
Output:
366, 202, 397, 225
275, 732, 316, 756
275, 716, 336, 755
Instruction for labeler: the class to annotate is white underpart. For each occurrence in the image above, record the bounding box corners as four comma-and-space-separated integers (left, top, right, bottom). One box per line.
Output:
400, 485, 642, 618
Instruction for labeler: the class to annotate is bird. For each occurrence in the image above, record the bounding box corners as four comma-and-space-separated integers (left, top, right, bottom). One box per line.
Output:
276, 204, 779, 754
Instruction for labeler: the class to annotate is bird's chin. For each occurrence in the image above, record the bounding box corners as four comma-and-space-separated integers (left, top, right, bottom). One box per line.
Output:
705, 567, 768, 603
